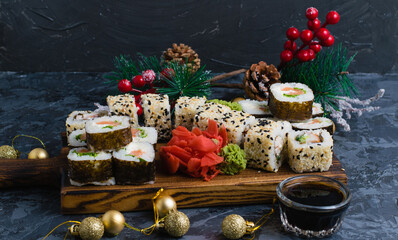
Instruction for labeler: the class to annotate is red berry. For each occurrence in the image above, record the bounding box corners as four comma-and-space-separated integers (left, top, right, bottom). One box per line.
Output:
136, 102, 143, 116
322, 35, 335, 47
300, 30, 314, 43
315, 28, 330, 41
307, 18, 321, 31
160, 68, 175, 80
283, 40, 297, 51
142, 69, 156, 83
305, 7, 318, 20
297, 49, 310, 62
308, 49, 316, 60
117, 79, 132, 93
326, 11, 340, 25
134, 94, 141, 103
132, 75, 145, 88
280, 50, 293, 62
309, 42, 322, 53
286, 27, 299, 40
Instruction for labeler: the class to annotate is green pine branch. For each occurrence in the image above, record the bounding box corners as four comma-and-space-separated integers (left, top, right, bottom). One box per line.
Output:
280, 43, 358, 112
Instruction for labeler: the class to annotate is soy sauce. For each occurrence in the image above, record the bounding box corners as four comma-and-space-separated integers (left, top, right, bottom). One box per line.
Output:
280, 182, 349, 231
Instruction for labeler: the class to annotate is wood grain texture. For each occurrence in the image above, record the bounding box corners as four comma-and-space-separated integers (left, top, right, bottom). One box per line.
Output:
61, 144, 347, 214
0, 148, 68, 188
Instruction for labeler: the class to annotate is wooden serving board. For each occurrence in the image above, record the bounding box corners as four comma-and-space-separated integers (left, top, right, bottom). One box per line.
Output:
61, 144, 347, 214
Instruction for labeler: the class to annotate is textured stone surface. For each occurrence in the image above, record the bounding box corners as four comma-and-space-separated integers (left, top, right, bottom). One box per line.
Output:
0, 72, 397, 239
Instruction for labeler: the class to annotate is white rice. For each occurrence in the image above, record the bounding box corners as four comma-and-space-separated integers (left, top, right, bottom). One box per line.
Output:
131, 127, 158, 144
86, 116, 130, 134
291, 117, 333, 130
67, 129, 87, 147
113, 142, 155, 162
270, 82, 314, 102
312, 102, 324, 117
67, 147, 112, 161
239, 99, 272, 116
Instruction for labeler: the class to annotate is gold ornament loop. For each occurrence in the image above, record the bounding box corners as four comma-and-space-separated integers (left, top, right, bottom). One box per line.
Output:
42, 220, 81, 240
12, 134, 47, 156
244, 197, 276, 240
124, 188, 168, 236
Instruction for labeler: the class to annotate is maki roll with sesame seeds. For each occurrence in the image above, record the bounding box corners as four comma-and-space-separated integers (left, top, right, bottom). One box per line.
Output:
312, 102, 324, 117
174, 96, 207, 130
112, 142, 155, 185
193, 102, 230, 130
131, 127, 158, 144
68, 147, 114, 186
86, 116, 132, 151
269, 83, 314, 121
67, 129, 87, 147
141, 94, 172, 142
107, 94, 140, 127
244, 121, 288, 172
287, 129, 333, 173
65, 110, 108, 136
291, 117, 335, 135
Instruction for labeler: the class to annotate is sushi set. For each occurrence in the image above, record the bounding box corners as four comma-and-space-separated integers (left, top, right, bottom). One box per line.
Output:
59, 82, 347, 214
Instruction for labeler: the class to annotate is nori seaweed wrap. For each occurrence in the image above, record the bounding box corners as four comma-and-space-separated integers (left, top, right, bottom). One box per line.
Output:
269, 83, 314, 121
112, 142, 155, 185
67, 147, 114, 186
86, 116, 132, 151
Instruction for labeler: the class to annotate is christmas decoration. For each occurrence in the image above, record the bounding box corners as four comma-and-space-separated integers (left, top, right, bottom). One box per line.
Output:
132, 75, 145, 88
142, 69, 156, 84
279, 7, 340, 66
0, 145, 19, 159
136, 102, 143, 116
242, 61, 281, 101
155, 195, 177, 218
156, 62, 211, 104
27, 148, 49, 159
43, 189, 190, 239
78, 217, 105, 240
221, 198, 276, 239
162, 43, 200, 72
118, 79, 132, 93
101, 210, 125, 236
163, 210, 190, 237
222, 214, 251, 239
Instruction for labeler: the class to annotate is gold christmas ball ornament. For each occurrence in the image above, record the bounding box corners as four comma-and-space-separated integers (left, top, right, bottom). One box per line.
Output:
78, 217, 104, 240
155, 195, 177, 218
222, 214, 250, 239
232, 97, 245, 103
27, 148, 49, 159
164, 210, 190, 237
101, 210, 125, 236
0, 145, 19, 159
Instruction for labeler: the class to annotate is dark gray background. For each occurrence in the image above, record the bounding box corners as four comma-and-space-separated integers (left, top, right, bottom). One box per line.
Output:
1, 0, 397, 73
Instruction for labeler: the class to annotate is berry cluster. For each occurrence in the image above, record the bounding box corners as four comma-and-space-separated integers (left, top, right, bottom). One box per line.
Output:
280, 7, 340, 63
117, 68, 175, 115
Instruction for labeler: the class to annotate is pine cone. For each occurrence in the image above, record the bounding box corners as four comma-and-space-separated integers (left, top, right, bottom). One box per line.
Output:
162, 43, 200, 72
243, 61, 281, 101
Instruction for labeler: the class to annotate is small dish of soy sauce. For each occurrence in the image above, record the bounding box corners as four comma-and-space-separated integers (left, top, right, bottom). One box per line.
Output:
276, 175, 351, 238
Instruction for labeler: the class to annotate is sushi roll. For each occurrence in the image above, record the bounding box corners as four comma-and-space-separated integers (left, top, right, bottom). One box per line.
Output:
268, 82, 314, 121
86, 116, 132, 151
174, 96, 207, 130
312, 102, 324, 117
66, 110, 107, 135
291, 117, 335, 135
107, 94, 139, 127
141, 94, 172, 142
68, 147, 114, 186
244, 121, 287, 172
67, 129, 87, 147
112, 142, 155, 185
131, 127, 158, 144
222, 110, 256, 145
193, 102, 231, 130
239, 99, 272, 117
287, 129, 333, 173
